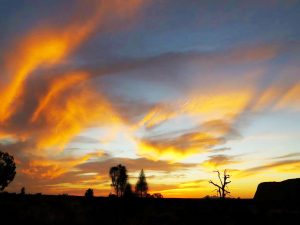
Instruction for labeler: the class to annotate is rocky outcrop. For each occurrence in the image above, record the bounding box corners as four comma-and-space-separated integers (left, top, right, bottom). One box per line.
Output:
254, 178, 300, 200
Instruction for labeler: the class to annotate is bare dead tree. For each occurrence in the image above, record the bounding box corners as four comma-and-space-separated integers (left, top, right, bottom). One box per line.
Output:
209, 169, 231, 199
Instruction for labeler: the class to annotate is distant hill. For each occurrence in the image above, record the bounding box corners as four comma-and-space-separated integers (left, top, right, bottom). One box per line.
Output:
254, 178, 300, 201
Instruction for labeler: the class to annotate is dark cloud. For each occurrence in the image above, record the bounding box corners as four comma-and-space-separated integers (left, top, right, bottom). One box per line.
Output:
201, 119, 242, 140
71, 136, 100, 144
84, 40, 299, 78
201, 154, 239, 168
212, 147, 231, 153
78, 157, 197, 173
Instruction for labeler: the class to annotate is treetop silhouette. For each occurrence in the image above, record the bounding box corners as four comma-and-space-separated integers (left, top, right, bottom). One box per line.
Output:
0, 151, 16, 191
109, 164, 128, 197
135, 169, 148, 197
85, 188, 94, 198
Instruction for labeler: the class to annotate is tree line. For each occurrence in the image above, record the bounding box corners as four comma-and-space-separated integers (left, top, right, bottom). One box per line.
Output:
1, 150, 231, 199
109, 164, 149, 198
86, 164, 157, 198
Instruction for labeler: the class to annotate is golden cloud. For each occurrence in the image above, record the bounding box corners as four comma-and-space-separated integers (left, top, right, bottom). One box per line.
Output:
35, 86, 122, 150
239, 159, 300, 177
0, 0, 147, 150
30, 72, 89, 122
201, 154, 239, 169
137, 132, 224, 161
21, 151, 105, 179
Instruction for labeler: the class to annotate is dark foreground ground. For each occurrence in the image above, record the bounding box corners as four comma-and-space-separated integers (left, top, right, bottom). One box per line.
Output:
0, 194, 299, 225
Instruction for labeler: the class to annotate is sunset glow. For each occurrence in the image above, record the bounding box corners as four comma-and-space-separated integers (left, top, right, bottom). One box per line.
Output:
1, 0, 300, 199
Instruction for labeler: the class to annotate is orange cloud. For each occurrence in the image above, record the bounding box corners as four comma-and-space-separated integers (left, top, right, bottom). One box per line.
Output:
31, 72, 89, 122
201, 154, 238, 169
0, 0, 146, 122
276, 82, 300, 110
137, 132, 223, 161
226, 43, 280, 64
137, 103, 178, 129
0, 0, 148, 150
183, 90, 253, 119
0, 26, 93, 122
251, 81, 300, 113
134, 90, 249, 162
239, 159, 300, 177
35, 87, 122, 150
21, 151, 104, 179
138, 89, 254, 130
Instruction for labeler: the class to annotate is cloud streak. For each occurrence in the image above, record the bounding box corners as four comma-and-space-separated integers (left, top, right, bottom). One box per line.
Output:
240, 160, 300, 177
201, 154, 239, 169
0, 0, 147, 151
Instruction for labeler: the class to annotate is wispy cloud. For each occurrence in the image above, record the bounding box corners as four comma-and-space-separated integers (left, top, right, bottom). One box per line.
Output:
240, 160, 300, 177
272, 152, 300, 160
78, 157, 197, 173
201, 154, 239, 169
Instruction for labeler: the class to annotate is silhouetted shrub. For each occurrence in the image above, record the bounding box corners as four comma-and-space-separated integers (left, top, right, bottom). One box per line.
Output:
108, 193, 117, 198
152, 193, 163, 198
20, 187, 25, 195
85, 188, 94, 198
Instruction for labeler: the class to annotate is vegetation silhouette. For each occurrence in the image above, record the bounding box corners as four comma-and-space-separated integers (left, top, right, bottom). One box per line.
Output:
20, 187, 25, 195
85, 188, 94, 198
1, 192, 299, 225
135, 169, 148, 197
109, 164, 128, 197
0, 153, 299, 225
152, 193, 163, 198
124, 183, 134, 198
209, 169, 231, 199
0, 151, 16, 191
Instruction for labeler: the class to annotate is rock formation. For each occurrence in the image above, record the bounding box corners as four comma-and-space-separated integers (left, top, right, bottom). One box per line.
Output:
254, 178, 300, 200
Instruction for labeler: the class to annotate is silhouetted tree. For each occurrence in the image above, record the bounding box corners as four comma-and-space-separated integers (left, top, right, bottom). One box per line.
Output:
0, 151, 16, 191
20, 187, 25, 195
85, 188, 94, 198
135, 169, 148, 197
109, 166, 118, 196
109, 164, 128, 197
209, 169, 231, 199
124, 183, 134, 198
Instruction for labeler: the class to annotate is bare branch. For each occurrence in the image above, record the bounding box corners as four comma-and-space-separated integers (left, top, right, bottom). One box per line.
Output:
208, 169, 231, 199
209, 180, 221, 189
214, 170, 223, 186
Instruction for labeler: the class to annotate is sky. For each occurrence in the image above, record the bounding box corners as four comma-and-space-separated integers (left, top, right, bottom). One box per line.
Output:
0, 0, 300, 198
